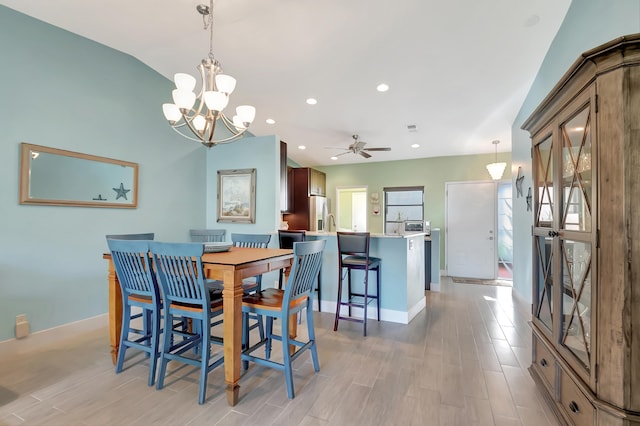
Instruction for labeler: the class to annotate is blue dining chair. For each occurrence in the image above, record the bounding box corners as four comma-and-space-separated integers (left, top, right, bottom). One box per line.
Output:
207, 233, 272, 340
106, 233, 154, 241
241, 239, 325, 399
106, 238, 161, 386
149, 241, 224, 405
189, 229, 226, 242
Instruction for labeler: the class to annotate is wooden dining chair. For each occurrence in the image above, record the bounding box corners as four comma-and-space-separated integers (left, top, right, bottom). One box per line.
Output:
241, 239, 325, 399
106, 238, 161, 386
277, 230, 322, 312
149, 241, 224, 405
228, 233, 273, 340
189, 229, 226, 242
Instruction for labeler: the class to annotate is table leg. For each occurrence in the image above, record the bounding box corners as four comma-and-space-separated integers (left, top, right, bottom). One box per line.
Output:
107, 260, 122, 365
222, 269, 243, 406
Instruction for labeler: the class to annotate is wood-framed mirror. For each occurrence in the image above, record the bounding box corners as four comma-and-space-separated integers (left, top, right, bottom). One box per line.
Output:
19, 143, 139, 208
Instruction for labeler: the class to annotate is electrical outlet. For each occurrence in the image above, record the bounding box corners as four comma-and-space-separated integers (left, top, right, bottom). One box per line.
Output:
15, 314, 30, 339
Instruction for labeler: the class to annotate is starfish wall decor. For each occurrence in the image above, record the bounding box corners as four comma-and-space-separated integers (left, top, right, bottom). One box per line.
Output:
113, 183, 130, 200
516, 166, 524, 198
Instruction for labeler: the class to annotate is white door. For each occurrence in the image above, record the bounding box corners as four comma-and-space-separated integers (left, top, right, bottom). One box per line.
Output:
351, 192, 367, 231
446, 181, 496, 279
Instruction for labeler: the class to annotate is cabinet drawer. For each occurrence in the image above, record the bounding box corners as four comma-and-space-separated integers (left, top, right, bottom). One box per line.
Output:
559, 370, 594, 426
534, 336, 556, 392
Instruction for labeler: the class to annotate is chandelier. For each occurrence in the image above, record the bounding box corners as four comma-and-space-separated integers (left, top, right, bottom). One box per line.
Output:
162, 0, 256, 148
486, 139, 507, 180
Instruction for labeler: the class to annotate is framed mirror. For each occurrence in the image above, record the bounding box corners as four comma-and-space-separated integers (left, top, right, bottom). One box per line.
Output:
19, 143, 138, 208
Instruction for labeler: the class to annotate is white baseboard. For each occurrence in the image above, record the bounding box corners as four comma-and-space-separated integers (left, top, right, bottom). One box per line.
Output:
316, 298, 426, 325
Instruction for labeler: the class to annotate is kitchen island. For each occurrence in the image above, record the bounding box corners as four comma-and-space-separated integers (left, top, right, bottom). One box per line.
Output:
306, 232, 427, 324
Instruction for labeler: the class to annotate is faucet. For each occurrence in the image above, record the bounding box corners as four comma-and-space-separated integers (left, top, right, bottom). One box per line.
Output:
326, 213, 336, 232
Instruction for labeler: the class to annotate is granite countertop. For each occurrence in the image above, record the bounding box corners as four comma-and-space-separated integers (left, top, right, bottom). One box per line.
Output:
305, 231, 427, 239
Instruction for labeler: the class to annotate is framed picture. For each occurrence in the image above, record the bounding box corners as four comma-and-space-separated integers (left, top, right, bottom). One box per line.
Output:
217, 168, 256, 223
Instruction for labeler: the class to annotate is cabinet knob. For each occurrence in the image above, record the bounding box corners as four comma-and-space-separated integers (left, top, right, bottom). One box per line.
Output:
548, 230, 560, 237
569, 401, 580, 414
540, 358, 548, 367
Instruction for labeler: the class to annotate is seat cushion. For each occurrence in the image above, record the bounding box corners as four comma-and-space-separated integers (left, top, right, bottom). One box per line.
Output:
207, 279, 258, 294
341, 255, 381, 267
242, 288, 307, 312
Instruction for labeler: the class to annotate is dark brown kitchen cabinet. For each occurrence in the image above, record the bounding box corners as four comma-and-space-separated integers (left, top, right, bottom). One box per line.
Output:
308, 168, 326, 196
288, 167, 325, 197
280, 141, 289, 212
282, 167, 326, 231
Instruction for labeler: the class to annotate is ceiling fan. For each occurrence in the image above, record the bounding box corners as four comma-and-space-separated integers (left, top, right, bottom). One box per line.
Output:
330, 134, 392, 159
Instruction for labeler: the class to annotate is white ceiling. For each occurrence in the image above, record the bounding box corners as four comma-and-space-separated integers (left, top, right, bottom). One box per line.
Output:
1, 0, 571, 166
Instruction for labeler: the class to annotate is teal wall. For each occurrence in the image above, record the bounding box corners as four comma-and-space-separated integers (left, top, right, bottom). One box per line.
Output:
0, 6, 209, 341
316, 152, 512, 271
511, 0, 640, 302
206, 135, 282, 236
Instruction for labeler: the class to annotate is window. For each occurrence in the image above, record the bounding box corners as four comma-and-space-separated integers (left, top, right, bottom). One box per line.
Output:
383, 186, 424, 234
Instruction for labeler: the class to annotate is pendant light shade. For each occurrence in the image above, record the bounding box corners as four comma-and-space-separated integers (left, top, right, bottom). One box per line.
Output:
486, 140, 507, 180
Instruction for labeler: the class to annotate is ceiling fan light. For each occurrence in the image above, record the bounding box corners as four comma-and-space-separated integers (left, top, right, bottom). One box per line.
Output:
162, 103, 182, 122
203, 91, 229, 111
486, 162, 507, 180
172, 89, 196, 110
215, 74, 236, 94
174, 73, 197, 92
236, 105, 256, 124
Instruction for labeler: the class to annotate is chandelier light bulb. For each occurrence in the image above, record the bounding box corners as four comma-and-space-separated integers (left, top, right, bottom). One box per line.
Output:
172, 89, 196, 110
203, 91, 229, 111
174, 73, 197, 92
215, 74, 236, 94
236, 105, 256, 124
232, 115, 246, 130
193, 115, 207, 131
162, 103, 182, 123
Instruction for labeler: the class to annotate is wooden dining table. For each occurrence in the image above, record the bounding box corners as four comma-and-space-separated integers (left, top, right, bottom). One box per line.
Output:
103, 246, 294, 406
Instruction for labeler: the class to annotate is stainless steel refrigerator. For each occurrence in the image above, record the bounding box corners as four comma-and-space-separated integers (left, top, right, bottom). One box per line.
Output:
308, 195, 328, 232
283, 194, 328, 232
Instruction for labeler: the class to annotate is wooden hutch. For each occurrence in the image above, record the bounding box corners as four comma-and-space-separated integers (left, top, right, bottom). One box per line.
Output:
523, 35, 640, 425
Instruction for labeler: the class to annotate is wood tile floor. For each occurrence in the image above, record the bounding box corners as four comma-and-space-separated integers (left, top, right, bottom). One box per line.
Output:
0, 277, 559, 426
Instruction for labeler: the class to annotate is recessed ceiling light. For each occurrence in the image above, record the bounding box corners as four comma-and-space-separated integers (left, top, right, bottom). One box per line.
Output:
306, 98, 317, 105
298, 145, 306, 150
411, 144, 420, 148
330, 156, 338, 161
377, 83, 389, 92
266, 118, 275, 125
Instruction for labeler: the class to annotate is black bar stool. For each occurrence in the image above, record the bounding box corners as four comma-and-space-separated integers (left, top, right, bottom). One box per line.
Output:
334, 232, 381, 336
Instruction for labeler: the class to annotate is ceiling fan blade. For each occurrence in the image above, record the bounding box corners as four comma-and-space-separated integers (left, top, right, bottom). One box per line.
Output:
334, 151, 351, 157
359, 151, 372, 158
324, 146, 349, 150
363, 147, 391, 151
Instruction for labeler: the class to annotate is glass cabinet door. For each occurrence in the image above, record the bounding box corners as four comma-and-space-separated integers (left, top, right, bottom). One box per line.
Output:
558, 105, 593, 371
532, 132, 555, 336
